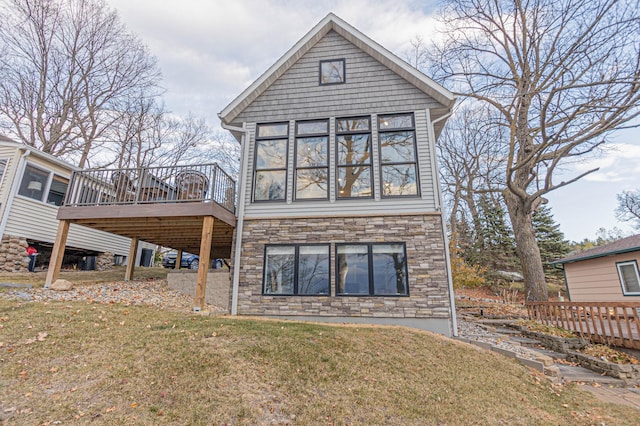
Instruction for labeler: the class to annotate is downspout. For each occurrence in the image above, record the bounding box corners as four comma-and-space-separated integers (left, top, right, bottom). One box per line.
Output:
0, 148, 31, 240
426, 109, 458, 337
220, 122, 250, 316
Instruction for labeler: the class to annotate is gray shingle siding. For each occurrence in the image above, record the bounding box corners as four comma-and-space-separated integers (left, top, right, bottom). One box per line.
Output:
235, 31, 440, 123
238, 31, 441, 218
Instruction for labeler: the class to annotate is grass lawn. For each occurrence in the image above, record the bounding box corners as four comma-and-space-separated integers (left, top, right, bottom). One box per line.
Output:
1, 297, 638, 424
0, 266, 169, 288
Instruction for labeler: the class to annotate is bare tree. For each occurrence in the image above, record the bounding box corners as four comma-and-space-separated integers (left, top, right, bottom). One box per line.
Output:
0, 0, 161, 167
437, 103, 507, 237
104, 95, 213, 170
200, 131, 241, 179
427, 0, 640, 300
616, 190, 640, 229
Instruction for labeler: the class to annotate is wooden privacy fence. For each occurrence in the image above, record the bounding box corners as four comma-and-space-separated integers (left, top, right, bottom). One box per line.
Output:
526, 301, 640, 350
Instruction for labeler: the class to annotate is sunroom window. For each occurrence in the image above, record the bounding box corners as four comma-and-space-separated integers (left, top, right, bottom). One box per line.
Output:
263, 244, 330, 296
617, 261, 640, 295
336, 117, 372, 198
18, 164, 69, 206
295, 120, 329, 200
378, 113, 418, 197
254, 123, 289, 201
336, 243, 409, 296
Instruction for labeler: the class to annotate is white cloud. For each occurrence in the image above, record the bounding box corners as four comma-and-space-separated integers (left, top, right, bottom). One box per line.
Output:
563, 142, 640, 184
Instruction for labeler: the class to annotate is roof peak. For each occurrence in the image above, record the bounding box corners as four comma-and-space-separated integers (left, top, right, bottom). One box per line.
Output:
219, 13, 454, 126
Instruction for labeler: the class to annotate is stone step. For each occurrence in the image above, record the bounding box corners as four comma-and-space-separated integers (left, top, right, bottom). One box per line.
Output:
507, 335, 543, 346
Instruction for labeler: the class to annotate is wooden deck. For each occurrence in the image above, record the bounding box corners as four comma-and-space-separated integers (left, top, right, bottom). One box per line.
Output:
527, 301, 640, 350
46, 164, 237, 310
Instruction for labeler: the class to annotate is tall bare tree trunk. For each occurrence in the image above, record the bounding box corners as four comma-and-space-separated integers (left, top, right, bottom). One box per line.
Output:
504, 191, 548, 301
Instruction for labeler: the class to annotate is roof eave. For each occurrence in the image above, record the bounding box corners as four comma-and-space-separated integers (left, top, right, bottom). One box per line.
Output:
551, 246, 640, 265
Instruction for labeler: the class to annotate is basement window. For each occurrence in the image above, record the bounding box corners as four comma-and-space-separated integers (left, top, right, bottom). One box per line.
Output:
263, 244, 330, 296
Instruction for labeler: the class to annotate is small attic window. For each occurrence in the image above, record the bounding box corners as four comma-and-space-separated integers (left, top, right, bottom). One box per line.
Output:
319, 59, 345, 85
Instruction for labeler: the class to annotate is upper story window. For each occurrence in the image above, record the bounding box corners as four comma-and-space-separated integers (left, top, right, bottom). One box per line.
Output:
319, 59, 345, 85
295, 120, 329, 200
617, 261, 640, 295
254, 123, 289, 201
378, 113, 419, 197
18, 164, 68, 206
336, 117, 372, 198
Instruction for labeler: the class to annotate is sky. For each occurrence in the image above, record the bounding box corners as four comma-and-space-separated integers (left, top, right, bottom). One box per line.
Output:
106, 0, 639, 243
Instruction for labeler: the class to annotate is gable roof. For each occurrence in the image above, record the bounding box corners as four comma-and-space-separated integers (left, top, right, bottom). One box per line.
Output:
552, 234, 640, 264
218, 13, 455, 126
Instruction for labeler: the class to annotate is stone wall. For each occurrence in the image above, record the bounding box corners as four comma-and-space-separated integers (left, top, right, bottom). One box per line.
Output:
167, 269, 231, 312
96, 252, 114, 271
237, 214, 453, 322
0, 234, 30, 272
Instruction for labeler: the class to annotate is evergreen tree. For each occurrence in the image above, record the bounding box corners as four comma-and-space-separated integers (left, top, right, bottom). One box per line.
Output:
532, 206, 571, 272
470, 196, 518, 272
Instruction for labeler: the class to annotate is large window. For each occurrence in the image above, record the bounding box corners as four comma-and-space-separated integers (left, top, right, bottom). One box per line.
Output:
263, 244, 330, 296
336, 243, 409, 296
617, 261, 640, 295
254, 123, 289, 201
295, 120, 329, 200
378, 113, 418, 197
336, 117, 372, 198
18, 164, 68, 206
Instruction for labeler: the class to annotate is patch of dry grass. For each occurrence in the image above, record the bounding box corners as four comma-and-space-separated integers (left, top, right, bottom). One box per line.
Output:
0, 266, 169, 288
0, 299, 637, 425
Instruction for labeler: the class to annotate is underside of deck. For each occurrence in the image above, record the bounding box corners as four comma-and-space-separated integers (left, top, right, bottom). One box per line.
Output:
57, 202, 236, 258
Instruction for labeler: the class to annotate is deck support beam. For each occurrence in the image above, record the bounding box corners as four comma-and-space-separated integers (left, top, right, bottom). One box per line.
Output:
175, 249, 183, 269
45, 219, 70, 288
125, 237, 139, 281
194, 216, 214, 311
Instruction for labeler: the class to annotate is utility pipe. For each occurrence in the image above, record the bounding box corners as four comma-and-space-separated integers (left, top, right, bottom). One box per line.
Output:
220, 122, 250, 315
426, 108, 458, 337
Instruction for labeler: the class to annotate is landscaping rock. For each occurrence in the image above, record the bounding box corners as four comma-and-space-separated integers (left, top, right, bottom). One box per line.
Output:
50, 279, 73, 291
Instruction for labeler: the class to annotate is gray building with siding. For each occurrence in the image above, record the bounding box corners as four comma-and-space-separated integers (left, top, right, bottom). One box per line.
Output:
219, 13, 457, 336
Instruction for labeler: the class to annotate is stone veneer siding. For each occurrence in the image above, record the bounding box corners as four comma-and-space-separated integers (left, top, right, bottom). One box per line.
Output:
0, 234, 30, 272
237, 214, 452, 321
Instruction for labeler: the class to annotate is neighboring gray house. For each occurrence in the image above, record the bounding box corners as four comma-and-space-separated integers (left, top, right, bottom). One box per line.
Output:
552, 234, 640, 302
0, 136, 155, 271
219, 14, 457, 336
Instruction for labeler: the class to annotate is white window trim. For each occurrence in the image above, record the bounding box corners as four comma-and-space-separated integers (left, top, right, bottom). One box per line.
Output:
17, 162, 68, 207
616, 260, 640, 296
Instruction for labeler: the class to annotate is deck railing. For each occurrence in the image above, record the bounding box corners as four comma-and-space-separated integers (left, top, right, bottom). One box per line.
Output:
65, 163, 236, 212
526, 301, 640, 350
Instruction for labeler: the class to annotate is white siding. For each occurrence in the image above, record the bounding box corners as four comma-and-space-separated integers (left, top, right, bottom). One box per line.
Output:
5, 197, 134, 255
0, 146, 20, 220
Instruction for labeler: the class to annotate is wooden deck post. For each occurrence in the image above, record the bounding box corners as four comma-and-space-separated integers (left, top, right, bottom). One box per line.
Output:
45, 219, 70, 288
125, 237, 139, 281
175, 249, 183, 269
194, 216, 214, 311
